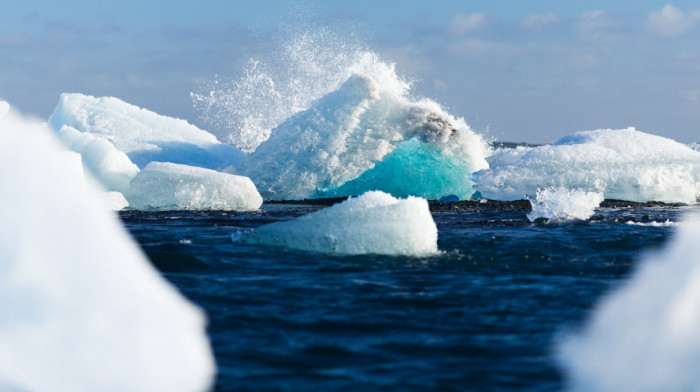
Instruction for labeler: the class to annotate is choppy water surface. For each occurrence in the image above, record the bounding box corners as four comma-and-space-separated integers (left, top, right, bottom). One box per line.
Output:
120, 201, 688, 391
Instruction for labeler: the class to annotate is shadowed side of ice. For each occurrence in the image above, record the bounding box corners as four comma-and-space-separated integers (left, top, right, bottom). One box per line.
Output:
475, 128, 700, 204
557, 211, 700, 391
238, 73, 489, 201
239, 191, 439, 256
0, 102, 215, 392
527, 188, 604, 223
131, 162, 263, 211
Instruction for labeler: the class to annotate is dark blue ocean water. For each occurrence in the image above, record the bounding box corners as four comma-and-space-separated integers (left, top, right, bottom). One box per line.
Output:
120, 202, 687, 391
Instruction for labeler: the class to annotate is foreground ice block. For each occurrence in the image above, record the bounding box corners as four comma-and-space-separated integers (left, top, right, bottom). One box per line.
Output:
474, 128, 700, 204
557, 212, 700, 391
0, 107, 214, 391
49, 92, 245, 170
57, 125, 139, 200
239, 191, 439, 256
131, 162, 263, 211
239, 74, 489, 200
527, 188, 604, 223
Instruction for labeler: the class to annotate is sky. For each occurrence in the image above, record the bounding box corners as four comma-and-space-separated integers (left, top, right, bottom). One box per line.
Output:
2, 1, 700, 143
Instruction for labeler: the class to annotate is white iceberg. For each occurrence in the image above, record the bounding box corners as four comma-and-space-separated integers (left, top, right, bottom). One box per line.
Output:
0, 105, 214, 391
239, 73, 489, 201
49, 92, 245, 170
239, 190, 439, 256
130, 162, 263, 211
474, 128, 700, 204
527, 188, 604, 222
557, 212, 700, 391
57, 125, 140, 200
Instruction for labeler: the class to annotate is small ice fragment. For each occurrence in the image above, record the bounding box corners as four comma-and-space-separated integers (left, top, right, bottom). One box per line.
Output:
527, 188, 603, 222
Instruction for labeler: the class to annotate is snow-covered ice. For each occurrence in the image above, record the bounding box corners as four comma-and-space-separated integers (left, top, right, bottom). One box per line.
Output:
49, 93, 245, 170
557, 212, 700, 391
527, 188, 604, 222
475, 128, 700, 204
130, 162, 263, 211
0, 104, 214, 392
239, 190, 439, 256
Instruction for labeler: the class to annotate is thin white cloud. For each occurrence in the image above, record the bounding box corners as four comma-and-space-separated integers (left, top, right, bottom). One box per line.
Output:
520, 12, 559, 31
575, 10, 614, 37
450, 12, 487, 35
647, 5, 700, 37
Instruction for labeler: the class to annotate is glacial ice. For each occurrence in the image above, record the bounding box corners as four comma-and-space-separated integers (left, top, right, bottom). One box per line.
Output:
49, 93, 245, 170
0, 106, 215, 392
239, 74, 489, 200
239, 191, 439, 256
527, 188, 604, 222
557, 212, 700, 391
474, 128, 700, 204
57, 125, 139, 200
130, 162, 263, 211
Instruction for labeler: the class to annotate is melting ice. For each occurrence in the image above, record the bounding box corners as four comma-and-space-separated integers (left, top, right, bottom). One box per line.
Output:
475, 128, 700, 204
239, 191, 439, 256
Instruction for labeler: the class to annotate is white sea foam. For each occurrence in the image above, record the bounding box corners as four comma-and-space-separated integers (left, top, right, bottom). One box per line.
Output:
625, 219, 678, 227
50, 93, 245, 170
130, 162, 263, 211
239, 191, 439, 256
475, 128, 700, 204
527, 188, 603, 222
0, 105, 214, 392
557, 211, 700, 391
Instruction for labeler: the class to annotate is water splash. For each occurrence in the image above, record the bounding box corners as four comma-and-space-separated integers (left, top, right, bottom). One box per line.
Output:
192, 28, 408, 153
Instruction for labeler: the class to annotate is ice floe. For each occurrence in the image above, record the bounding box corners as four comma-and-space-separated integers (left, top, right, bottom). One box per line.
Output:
239, 190, 438, 256
475, 128, 700, 204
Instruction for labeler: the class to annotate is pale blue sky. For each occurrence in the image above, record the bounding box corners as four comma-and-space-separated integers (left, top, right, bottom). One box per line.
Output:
2, 1, 700, 143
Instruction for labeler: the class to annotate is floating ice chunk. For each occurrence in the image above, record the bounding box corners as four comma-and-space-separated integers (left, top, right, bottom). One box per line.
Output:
57, 125, 139, 199
49, 93, 245, 170
475, 128, 700, 204
239, 73, 488, 200
240, 191, 439, 256
557, 212, 700, 391
527, 188, 603, 222
0, 106, 214, 392
130, 162, 263, 211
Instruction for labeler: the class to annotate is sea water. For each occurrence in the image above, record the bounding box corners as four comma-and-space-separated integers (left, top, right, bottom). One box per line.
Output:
120, 201, 688, 391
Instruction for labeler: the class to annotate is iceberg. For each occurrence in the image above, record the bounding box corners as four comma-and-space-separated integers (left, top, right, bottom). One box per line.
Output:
49, 93, 245, 170
0, 106, 214, 391
239, 190, 439, 256
57, 125, 140, 200
239, 74, 489, 200
474, 128, 700, 204
527, 188, 604, 222
557, 212, 700, 391
130, 162, 263, 211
